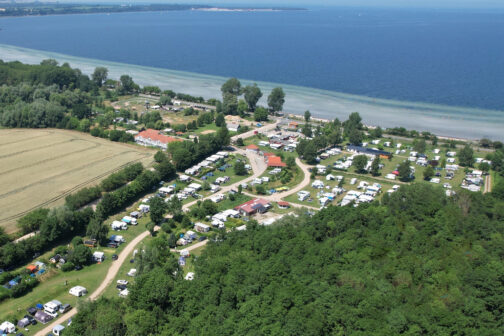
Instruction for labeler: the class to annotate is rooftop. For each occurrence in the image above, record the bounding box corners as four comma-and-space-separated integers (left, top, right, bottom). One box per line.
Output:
135, 129, 181, 144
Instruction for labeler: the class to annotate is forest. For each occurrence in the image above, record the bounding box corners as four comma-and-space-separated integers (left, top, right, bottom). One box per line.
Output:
65, 183, 504, 335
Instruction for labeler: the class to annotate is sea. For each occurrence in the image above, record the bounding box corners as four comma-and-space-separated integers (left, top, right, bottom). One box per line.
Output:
0, 7, 503, 140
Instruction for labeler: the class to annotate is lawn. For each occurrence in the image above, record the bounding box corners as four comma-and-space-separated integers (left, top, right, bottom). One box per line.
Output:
0, 193, 155, 332
0, 129, 154, 233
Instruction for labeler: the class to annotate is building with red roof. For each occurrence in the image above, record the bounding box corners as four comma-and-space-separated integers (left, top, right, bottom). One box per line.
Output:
266, 156, 287, 168
234, 198, 271, 216
135, 129, 181, 150
277, 201, 290, 209
245, 144, 259, 152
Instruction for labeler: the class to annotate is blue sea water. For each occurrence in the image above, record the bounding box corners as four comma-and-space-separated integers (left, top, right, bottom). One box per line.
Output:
0, 8, 503, 111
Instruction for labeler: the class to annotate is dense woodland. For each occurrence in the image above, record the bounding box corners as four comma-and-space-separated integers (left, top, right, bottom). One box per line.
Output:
65, 184, 504, 335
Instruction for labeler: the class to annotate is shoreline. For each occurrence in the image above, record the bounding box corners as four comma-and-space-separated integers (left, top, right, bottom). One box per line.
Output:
0, 43, 502, 141
0, 6, 307, 19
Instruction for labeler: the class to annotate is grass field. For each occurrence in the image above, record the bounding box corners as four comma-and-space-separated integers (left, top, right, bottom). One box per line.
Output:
0, 129, 154, 233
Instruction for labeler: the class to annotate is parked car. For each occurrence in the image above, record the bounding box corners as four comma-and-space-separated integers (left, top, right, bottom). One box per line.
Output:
116, 284, 127, 291
59, 304, 72, 314
112, 254, 118, 260
198, 236, 207, 242
74, 265, 82, 271
117, 280, 128, 285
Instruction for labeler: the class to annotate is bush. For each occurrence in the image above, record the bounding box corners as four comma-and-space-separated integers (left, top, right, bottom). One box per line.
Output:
61, 261, 75, 272
65, 186, 102, 210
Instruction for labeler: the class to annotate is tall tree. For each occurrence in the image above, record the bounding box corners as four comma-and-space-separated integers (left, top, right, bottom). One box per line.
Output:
352, 155, 368, 173
303, 141, 317, 164
215, 112, 225, 127
150, 197, 167, 226
86, 217, 109, 245
221, 78, 242, 96
413, 139, 427, 154
304, 110, 311, 122
398, 161, 412, 182
423, 165, 435, 180
92, 67, 108, 87
458, 144, 474, 167
243, 84, 262, 111
348, 128, 363, 145
370, 156, 380, 176
267, 87, 285, 112
222, 92, 238, 115
119, 75, 135, 95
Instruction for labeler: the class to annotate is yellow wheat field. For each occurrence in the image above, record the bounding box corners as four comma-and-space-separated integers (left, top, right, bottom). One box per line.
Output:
0, 129, 154, 233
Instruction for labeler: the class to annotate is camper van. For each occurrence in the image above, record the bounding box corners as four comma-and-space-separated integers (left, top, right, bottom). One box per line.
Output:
121, 216, 137, 225
44, 301, 60, 315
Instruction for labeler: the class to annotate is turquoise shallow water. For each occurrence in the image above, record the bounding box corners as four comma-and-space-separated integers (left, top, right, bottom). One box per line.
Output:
1, 44, 503, 140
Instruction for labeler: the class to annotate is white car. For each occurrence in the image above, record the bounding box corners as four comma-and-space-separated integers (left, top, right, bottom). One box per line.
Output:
117, 280, 129, 285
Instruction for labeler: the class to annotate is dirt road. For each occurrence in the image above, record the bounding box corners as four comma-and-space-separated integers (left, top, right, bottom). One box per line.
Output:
484, 175, 492, 193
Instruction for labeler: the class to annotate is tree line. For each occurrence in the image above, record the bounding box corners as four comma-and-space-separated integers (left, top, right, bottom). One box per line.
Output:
0, 159, 176, 272
64, 183, 504, 335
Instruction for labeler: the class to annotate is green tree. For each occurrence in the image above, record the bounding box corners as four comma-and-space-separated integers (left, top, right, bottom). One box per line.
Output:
69, 244, 92, 266
352, 155, 368, 173
234, 161, 247, 176
286, 156, 296, 169
348, 128, 363, 145
155, 159, 176, 181
168, 234, 177, 248
146, 222, 156, 236
301, 123, 312, 138
458, 144, 474, 167
253, 106, 269, 121
216, 126, 230, 147
124, 309, 158, 336
237, 99, 248, 116
303, 141, 317, 164
215, 112, 225, 127
236, 137, 244, 146
423, 165, 435, 180
221, 78, 242, 96
154, 150, 166, 163
370, 156, 380, 176
243, 84, 262, 111
222, 92, 238, 115
413, 139, 427, 154
86, 217, 109, 245
267, 87, 285, 112
71, 236, 83, 247
479, 161, 490, 173
370, 126, 383, 138
304, 110, 311, 122
92, 67, 108, 87
150, 197, 166, 226
398, 161, 412, 182
166, 196, 182, 217
119, 75, 135, 95
255, 185, 266, 195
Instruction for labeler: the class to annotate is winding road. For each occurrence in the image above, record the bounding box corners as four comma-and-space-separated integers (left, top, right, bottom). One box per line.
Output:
36, 121, 313, 336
